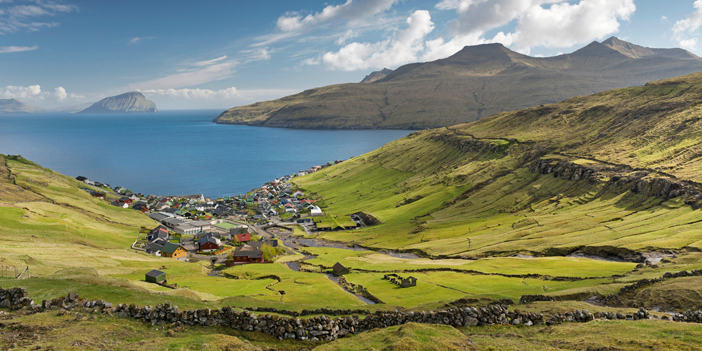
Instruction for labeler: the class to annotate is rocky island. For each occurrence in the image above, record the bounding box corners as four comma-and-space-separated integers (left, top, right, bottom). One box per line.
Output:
79, 91, 157, 113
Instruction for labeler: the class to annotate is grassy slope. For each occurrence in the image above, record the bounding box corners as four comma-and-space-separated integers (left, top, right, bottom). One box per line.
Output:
293, 74, 702, 258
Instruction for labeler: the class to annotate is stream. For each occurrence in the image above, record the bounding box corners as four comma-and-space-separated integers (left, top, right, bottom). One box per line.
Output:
267, 225, 422, 259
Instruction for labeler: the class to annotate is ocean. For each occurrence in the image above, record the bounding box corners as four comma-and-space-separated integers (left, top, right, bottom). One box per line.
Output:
0, 110, 411, 197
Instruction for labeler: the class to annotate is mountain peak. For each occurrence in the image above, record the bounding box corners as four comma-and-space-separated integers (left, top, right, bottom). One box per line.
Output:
0, 98, 37, 113
440, 42, 525, 65
361, 68, 394, 83
79, 91, 157, 114
602, 36, 700, 60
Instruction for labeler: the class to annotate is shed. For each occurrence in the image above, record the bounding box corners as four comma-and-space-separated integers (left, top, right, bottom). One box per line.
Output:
145, 270, 166, 283
332, 262, 349, 276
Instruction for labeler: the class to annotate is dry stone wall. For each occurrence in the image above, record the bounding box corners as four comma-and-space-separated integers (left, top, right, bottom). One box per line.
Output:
4, 287, 702, 342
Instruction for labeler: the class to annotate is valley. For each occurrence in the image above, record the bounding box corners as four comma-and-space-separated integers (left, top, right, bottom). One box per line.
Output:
4, 73, 702, 349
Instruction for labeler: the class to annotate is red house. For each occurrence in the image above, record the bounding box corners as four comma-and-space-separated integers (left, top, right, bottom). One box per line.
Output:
197, 236, 221, 253
91, 192, 105, 198
228, 250, 264, 265
234, 233, 251, 243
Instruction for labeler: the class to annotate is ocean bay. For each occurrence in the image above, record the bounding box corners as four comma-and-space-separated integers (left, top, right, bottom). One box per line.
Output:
0, 110, 411, 197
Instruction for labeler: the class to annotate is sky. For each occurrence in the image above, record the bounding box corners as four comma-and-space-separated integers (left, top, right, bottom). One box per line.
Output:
1, 0, 701, 110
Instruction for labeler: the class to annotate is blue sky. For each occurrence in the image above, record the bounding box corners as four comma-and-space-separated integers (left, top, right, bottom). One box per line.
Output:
1, 0, 701, 110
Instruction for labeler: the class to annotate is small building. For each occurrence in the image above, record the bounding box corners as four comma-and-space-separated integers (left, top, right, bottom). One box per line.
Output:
229, 250, 264, 265
234, 233, 251, 243
310, 206, 323, 217
198, 236, 221, 253
332, 262, 349, 276
147, 225, 169, 242
145, 238, 167, 255
145, 270, 166, 283
160, 242, 187, 260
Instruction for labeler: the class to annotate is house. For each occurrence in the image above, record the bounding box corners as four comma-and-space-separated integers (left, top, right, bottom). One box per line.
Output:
144, 239, 166, 255
145, 270, 166, 283
147, 226, 169, 242
91, 192, 105, 198
119, 197, 133, 204
229, 250, 264, 265
112, 201, 129, 208
133, 203, 148, 213
179, 237, 198, 253
160, 243, 187, 260
234, 233, 251, 243
198, 236, 221, 253
332, 262, 349, 276
292, 191, 305, 198
310, 206, 323, 217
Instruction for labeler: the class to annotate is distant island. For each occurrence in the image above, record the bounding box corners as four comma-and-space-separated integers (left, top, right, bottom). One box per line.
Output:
214, 37, 702, 130
0, 98, 38, 113
79, 91, 157, 113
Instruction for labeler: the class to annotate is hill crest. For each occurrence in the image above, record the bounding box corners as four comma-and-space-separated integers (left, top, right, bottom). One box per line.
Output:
215, 38, 702, 129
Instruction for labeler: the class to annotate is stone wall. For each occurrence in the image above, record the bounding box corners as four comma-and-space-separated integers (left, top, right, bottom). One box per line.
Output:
603, 269, 702, 305
4, 287, 702, 342
519, 294, 555, 304
0, 287, 32, 310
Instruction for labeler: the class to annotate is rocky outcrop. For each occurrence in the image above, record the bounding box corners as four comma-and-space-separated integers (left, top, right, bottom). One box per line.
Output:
79, 92, 156, 113
531, 158, 702, 206
360, 68, 393, 83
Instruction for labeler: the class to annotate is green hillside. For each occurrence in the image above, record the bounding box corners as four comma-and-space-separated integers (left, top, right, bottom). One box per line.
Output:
6, 71, 702, 348
215, 37, 702, 129
293, 72, 702, 258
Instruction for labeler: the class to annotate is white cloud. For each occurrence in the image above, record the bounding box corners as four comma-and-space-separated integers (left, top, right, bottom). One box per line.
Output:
142, 87, 239, 100
1, 85, 83, 102
128, 36, 155, 45
54, 86, 66, 100
240, 48, 271, 62
276, 0, 398, 32
314, 0, 635, 71
0, 45, 37, 53
434, 0, 634, 52
512, 0, 636, 51
680, 38, 698, 51
194, 55, 228, 66
1, 85, 41, 99
336, 29, 357, 45
673, 0, 702, 51
0, 1, 77, 34
321, 10, 434, 71
129, 57, 238, 90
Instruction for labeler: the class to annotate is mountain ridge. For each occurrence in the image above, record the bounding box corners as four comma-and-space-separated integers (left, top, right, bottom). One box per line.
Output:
0, 98, 38, 113
215, 37, 702, 129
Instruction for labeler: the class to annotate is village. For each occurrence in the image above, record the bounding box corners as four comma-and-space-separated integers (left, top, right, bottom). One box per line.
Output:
75, 159, 369, 285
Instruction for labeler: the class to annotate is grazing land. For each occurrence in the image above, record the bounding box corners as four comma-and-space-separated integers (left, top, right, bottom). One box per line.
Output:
5, 73, 702, 349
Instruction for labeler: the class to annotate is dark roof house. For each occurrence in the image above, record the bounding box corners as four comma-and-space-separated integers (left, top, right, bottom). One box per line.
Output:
332, 262, 349, 276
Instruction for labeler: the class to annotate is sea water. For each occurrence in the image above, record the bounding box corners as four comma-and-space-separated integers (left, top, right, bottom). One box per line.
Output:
0, 110, 411, 197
